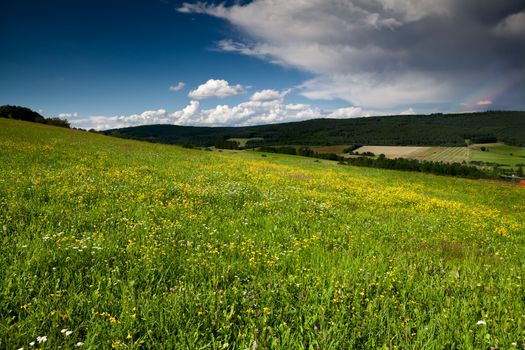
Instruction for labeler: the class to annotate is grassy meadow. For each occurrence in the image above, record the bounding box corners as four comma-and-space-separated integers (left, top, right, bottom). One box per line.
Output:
1, 119, 524, 349
470, 144, 525, 168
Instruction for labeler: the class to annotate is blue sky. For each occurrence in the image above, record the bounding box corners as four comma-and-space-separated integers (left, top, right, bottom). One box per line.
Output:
2, 0, 525, 129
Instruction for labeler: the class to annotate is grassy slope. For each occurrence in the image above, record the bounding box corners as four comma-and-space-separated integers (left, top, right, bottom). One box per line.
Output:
1, 119, 524, 349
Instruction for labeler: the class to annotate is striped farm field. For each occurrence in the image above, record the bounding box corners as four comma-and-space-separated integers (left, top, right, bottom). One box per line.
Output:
354, 145, 470, 163
410, 147, 470, 162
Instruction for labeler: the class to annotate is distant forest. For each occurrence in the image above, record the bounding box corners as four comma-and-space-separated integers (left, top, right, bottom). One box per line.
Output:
107, 111, 525, 147
0, 105, 70, 128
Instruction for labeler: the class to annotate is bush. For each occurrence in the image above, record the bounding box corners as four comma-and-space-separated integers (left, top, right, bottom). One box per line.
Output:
215, 140, 239, 150
45, 117, 70, 128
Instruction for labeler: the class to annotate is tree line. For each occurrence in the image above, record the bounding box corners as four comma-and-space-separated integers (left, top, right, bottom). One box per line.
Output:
0, 105, 70, 128
344, 154, 494, 179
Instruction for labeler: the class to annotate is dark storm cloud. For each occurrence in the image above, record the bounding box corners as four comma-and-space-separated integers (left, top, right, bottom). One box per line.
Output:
180, 0, 525, 111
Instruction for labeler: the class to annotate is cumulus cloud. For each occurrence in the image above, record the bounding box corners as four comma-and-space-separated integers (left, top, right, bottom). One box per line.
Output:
328, 107, 364, 119
188, 79, 245, 99
169, 82, 185, 91
172, 100, 200, 124
58, 112, 78, 118
250, 89, 290, 102
71, 88, 373, 130
180, 0, 525, 110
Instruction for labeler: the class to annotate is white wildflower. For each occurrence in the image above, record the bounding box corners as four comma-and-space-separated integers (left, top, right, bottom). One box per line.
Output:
76, 342, 85, 347
36, 335, 47, 343
476, 320, 487, 325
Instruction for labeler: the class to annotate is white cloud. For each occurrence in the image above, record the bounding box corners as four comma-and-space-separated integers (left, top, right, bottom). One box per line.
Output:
171, 100, 200, 124
328, 107, 364, 119
188, 79, 245, 99
58, 112, 78, 118
70, 87, 377, 130
399, 107, 416, 115
73, 109, 172, 130
250, 89, 289, 102
300, 73, 451, 109
169, 82, 185, 92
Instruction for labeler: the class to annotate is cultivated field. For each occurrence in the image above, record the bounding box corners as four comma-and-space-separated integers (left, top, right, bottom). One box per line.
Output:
354, 146, 430, 158
1, 119, 524, 349
354, 145, 470, 163
410, 147, 470, 163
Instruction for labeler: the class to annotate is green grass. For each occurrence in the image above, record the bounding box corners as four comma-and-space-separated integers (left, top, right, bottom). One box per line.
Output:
1, 119, 524, 349
470, 143, 525, 167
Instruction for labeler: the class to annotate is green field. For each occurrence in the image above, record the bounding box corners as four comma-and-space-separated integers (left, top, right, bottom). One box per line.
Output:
1, 119, 524, 349
470, 143, 525, 168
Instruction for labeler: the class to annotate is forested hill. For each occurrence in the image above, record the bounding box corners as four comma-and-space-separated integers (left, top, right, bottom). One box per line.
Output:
106, 111, 525, 147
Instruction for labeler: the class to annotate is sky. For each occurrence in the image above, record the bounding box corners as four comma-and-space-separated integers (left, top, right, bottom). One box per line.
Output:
1, 0, 525, 130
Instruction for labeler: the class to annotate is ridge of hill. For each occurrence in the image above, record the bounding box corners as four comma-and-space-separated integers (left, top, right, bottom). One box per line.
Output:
106, 111, 525, 147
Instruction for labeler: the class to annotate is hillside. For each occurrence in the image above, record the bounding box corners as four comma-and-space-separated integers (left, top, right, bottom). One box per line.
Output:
1, 118, 524, 349
106, 111, 525, 147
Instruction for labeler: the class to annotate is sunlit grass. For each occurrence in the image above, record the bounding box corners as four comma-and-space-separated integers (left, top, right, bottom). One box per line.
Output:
470, 143, 525, 167
1, 119, 524, 349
